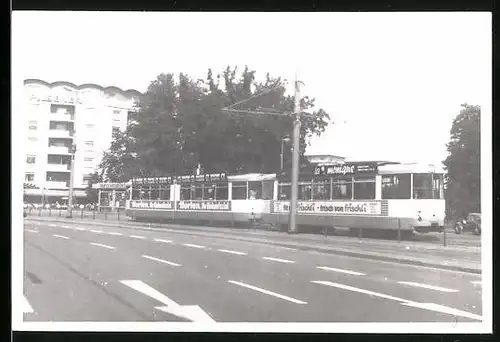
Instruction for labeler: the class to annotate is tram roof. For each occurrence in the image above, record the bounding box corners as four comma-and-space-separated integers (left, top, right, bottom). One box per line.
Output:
227, 173, 277, 182
378, 163, 445, 174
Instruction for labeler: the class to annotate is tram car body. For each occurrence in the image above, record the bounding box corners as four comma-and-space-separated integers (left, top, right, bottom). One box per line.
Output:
125, 161, 445, 235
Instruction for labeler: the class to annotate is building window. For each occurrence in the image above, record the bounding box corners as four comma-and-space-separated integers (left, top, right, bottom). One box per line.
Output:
28, 120, 37, 124
26, 155, 36, 164
28, 125, 37, 130
25, 173, 35, 182
84, 141, 94, 147
85, 124, 95, 129
113, 109, 121, 115
84, 157, 94, 162
28, 137, 38, 142
112, 127, 120, 135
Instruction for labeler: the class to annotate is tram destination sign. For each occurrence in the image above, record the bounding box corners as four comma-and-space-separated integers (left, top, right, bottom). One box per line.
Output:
273, 200, 382, 216
313, 163, 378, 177
177, 200, 231, 211
132, 173, 227, 185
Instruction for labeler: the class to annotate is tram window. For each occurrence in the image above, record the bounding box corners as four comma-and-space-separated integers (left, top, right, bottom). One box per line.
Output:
413, 174, 433, 199
100, 191, 110, 206
232, 182, 247, 200
382, 174, 411, 199
204, 184, 216, 200
160, 186, 170, 200
312, 179, 331, 200
262, 180, 274, 200
132, 189, 140, 200
353, 177, 376, 200
215, 183, 228, 200
331, 179, 352, 200
298, 182, 312, 200
432, 174, 444, 199
150, 186, 160, 200
248, 181, 262, 200
180, 186, 191, 200
193, 184, 203, 200
278, 183, 290, 200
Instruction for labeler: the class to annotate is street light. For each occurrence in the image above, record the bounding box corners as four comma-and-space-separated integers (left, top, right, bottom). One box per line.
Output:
280, 135, 291, 172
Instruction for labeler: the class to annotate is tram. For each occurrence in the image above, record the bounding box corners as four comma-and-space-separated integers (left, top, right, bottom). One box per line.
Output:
124, 161, 445, 236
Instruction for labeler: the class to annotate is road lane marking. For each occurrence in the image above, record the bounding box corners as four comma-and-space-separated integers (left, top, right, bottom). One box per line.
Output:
401, 302, 483, 321
25, 229, 39, 233
154, 238, 173, 244
218, 249, 246, 256
228, 280, 307, 304
90, 242, 116, 250
120, 280, 178, 307
262, 257, 295, 264
120, 280, 215, 322
471, 280, 481, 285
49, 224, 57, 227
74, 227, 85, 231
311, 280, 410, 302
52, 234, 69, 240
183, 243, 206, 249
90, 230, 105, 234
311, 280, 481, 321
107, 232, 123, 236
23, 295, 34, 313
142, 255, 181, 267
130, 235, 145, 239
316, 266, 365, 276
397, 281, 459, 293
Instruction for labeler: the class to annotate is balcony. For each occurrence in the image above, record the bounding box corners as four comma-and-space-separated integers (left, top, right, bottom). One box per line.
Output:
50, 113, 75, 122
47, 146, 71, 155
45, 181, 68, 189
46, 163, 71, 172
48, 129, 74, 139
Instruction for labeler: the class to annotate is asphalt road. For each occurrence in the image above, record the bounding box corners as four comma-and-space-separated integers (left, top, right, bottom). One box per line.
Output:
22, 220, 483, 323
25, 208, 482, 247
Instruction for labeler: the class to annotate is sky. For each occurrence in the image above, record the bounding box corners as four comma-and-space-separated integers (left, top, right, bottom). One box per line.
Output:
12, 11, 491, 166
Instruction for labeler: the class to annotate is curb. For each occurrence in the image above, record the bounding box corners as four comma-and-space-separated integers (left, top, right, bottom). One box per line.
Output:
25, 217, 481, 275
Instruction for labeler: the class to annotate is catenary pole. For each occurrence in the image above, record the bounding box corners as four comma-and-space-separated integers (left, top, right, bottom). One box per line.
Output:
288, 73, 301, 234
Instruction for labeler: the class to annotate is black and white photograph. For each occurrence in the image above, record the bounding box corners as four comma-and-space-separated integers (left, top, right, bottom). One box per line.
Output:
11, 11, 492, 333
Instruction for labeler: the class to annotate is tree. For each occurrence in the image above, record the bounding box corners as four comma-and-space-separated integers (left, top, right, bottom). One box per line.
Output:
99, 127, 142, 182
443, 103, 481, 220
99, 66, 331, 179
84, 171, 103, 204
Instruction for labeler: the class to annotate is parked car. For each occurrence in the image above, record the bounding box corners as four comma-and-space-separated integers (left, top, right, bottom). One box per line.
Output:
454, 213, 481, 235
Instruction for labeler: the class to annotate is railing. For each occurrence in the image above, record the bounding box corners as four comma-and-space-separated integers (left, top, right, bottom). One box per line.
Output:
46, 163, 71, 172
47, 146, 70, 154
48, 129, 73, 138
50, 113, 75, 122
45, 181, 69, 189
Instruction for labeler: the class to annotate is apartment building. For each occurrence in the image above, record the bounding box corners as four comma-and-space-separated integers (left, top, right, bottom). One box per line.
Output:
23, 79, 141, 204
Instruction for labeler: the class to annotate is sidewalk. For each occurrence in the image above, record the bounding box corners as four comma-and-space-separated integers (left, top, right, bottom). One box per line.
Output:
25, 216, 482, 274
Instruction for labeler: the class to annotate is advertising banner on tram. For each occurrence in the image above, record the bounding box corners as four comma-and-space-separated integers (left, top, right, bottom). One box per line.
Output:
130, 200, 175, 210
272, 201, 382, 215
176, 200, 231, 211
